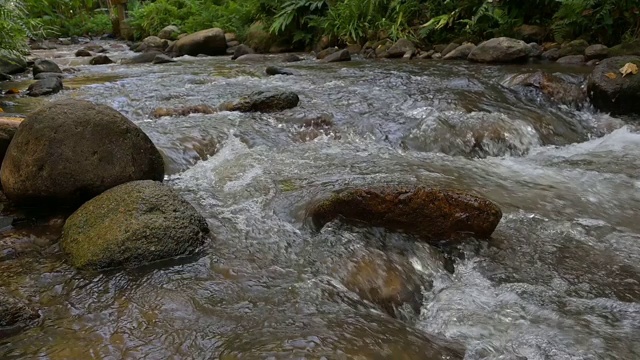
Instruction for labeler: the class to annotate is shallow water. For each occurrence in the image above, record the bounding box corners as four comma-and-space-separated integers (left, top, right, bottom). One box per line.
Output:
1, 42, 639, 359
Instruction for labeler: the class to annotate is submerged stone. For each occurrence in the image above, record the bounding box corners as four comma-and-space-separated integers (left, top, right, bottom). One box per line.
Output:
309, 186, 502, 244
0, 290, 39, 333
220, 91, 300, 113
60, 180, 210, 270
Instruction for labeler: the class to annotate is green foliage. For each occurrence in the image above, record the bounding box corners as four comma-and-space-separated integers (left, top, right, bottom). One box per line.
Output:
0, 0, 42, 61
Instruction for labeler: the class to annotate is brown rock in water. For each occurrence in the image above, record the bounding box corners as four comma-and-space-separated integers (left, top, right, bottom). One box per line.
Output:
587, 56, 640, 115
0, 117, 23, 163
584, 44, 609, 60
171, 28, 227, 56
151, 104, 217, 118
443, 44, 476, 60
316, 47, 338, 60
0, 99, 165, 207
321, 49, 351, 63
89, 54, 113, 65
341, 250, 424, 317
75, 49, 92, 57
26, 77, 63, 97
219, 91, 299, 113
502, 71, 587, 107
309, 186, 502, 244
231, 44, 254, 60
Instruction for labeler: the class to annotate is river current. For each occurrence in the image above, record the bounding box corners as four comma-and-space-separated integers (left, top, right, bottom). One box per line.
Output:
0, 42, 639, 359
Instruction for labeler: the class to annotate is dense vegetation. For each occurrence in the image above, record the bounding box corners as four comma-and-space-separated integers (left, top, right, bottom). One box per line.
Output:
1, 0, 639, 59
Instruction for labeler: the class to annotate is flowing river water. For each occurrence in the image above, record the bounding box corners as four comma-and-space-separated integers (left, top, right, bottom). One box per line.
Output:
0, 42, 639, 359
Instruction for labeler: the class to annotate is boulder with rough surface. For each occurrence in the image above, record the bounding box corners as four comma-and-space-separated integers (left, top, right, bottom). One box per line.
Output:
528, 43, 543, 58
231, 44, 254, 60
316, 47, 338, 60
441, 43, 460, 57
468, 37, 529, 63
220, 91, 299, 113
152, 54, 176, 64
308, 186, 502, 244
32, 59, 61, 77
587, 56, 640, 115
26, 77, 63, 97
0, 99, 165, 207
585, 44, 609, 60
559, 39, 589, 57
172, 28, 226, 56
443, 44, 476, 60
282, 54, 302, 62
75, 49, 92, 57
158, 25, 180, 40
0, 117, 23, 163
383, 39, 416, 58
266, 66, 293, 76
89, 55, 113, 65
60, 180, 209, 270
321, 49, 351, 63
542, 48, 561, 61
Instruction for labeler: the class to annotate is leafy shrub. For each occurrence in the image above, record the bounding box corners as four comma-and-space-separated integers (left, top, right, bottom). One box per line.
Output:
0, 0, 42, 61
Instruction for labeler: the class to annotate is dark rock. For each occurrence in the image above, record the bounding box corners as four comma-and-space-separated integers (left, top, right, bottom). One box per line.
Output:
282, 54, 303, 62
158, 25, 180, 40
557, 55, 585, 64
171, 28, 226, 56
322, 49, 351, 63
542, 48, 561, 61
0, 99, 165, 207
26, 77, 63, 97
443, 44, 476, 60
528, 43, 543, 58
122, 51, 163, 64
0, 73, 12, 81
33, 72, 64, 80
316, 47, 338, 60
231, 44, 255, 60
234, 54, 268, 62
0, 290, 39, 332
266, 66, 293, 76
559, 39, 589, 57
32, 59, 61, 77
60, 180, 209, 270
0, 56, 27, 75
220, 91, 299, 113
151, 104, 217, 118
516, 25, 547, 42
89, 55, 113, 65
468, 37, 529, 63
587, 56, 640, 115
384, 39, 416, 58
586, 59, 600, 67
502, 71, 587, 107
152, 54, 176, 64
608, 40, 640, 57
75, 49, 92, 57
585, 44, 609, 60
308, 186, 502, 244
441, 43, 460, 57
0, 117, 23, 163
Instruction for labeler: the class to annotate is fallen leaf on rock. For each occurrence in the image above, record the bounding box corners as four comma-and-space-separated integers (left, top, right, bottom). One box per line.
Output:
619, 62, 638, 77
605, 72, 618, 79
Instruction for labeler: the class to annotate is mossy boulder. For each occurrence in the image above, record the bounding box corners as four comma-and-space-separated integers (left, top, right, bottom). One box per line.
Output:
219, 91, 300, 113
0, 99, 165, 207
309, 186, 502, 244
60, 180, 210, 270
608, 40, 640, 57
587, 56, 640, 115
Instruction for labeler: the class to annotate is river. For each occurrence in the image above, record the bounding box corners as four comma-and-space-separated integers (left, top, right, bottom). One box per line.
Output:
0, 42, 639, 359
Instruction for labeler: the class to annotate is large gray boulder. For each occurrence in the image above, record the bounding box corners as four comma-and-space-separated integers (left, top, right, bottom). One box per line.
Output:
32, 59, 61, 77
171, 28, 227, 56
468, 37, 529, 63
0, 99, 165, 207
587, 56, 640, 115
60, 180, 210, 270
26, 77, 63, 97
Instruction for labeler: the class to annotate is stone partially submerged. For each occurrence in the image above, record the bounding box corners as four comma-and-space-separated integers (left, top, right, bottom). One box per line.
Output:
308, 186, 502, 244
220, 91, 300, 113
60, 180, 210, 270
587, 56, 640, 115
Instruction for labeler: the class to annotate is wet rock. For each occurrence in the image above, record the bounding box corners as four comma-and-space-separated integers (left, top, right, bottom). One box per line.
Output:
418, 50, 435, 59
0, 99, 165, 207
585, 44, 609, 60
0, 290, 39, 332
75, 49, 92, 57
557, 55, 585, 65
30, 40, 56, 50
33, 72, 64, 80
60, 180, 209, 270
220, 91, 299, 113
341, 250, 424, 317
32, 59, 61, 77
516, 24, 547, 42
171, 28, 227, 56
322, 49, 351, 63
26, 77, 63, 97
443, 44, 476, 60
542, 48, 561, 61
234, 54, 268, 63
608, 40, 640, 57
309, 186, 502, 244
587, 56, 640, 115
152, 54, 176, 64
282, 54, 303, 62
231, 44, 255, 60
122, 50, 163, 64
441, 43, 460, 57
0, 117, 23, 162
245, 21, 274, 53
141, 36, 167, 52
266, 66, 293, 76
468, 37, 529, 63
586, 59, 600, 67
502, 71, 587, 107
285, 114, 339, 142
528, 43, 543, 58
89, 55, 114, 65
82, 43, 107, 53
158, 25, 180, 40
384, 38, 416, 58
559, 39, 589, 57
0, 73, 11, 81
316, 47, 338, 60
0, 56, 27, 75
151, 104, 217, 118
224, 32, 237, 42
